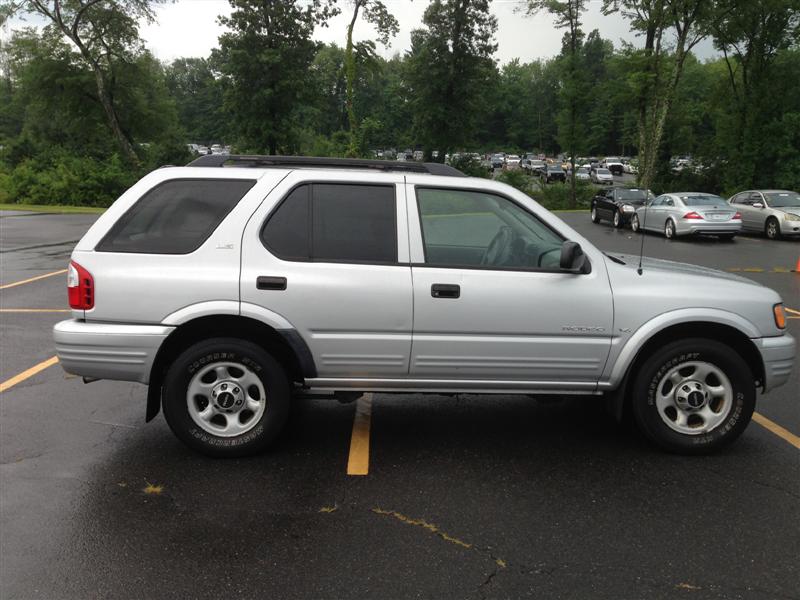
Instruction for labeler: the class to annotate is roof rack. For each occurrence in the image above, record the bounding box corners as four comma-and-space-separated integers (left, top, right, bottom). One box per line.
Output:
186, 154, 466, 177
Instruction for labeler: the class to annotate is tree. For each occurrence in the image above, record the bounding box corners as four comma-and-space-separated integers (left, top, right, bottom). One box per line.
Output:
342, 0, 398, 156
406, 0, 497, 161
525, 0, 587, 207
213, 0, 336, 154
604, 0, 715, 190
165, 58, 226, 144
12, 0, 163, 165
710, 0, 800, 188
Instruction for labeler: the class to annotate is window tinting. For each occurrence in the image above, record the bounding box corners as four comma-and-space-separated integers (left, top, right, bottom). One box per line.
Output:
262, 185, 310, 259
97, 179, 255, 254
417, 188, 563, 269
261, 184, 397, 263
312, 184, 396, 263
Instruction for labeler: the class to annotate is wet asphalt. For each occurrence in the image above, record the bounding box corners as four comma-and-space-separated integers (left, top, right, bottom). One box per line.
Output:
0, 208, 798, 599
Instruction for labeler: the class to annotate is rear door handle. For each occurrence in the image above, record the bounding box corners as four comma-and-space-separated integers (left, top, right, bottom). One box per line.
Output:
431, 283, 460, 299
256, 276, 287, 291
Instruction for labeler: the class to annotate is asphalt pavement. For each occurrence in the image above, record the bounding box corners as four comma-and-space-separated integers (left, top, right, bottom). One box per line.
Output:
1, 207, 798, 600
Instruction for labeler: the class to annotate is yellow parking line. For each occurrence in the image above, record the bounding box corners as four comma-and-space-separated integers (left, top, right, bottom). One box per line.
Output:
785, 307, 800, 316
753, 412, 800, 450
0, 356, 59, 393
0, 269, 67, 291
347, 394, 373, 476
0, 309, 70, 313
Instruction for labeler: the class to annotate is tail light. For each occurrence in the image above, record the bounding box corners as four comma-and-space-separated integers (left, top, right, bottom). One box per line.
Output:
733, 212, 742, 220
67, 261, 94, 310
682, 211, 704, 220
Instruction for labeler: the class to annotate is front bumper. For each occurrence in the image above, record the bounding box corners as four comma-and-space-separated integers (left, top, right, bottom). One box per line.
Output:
53, 320, 174, 384
754, 333, 796, 392
779, 219, 800, 235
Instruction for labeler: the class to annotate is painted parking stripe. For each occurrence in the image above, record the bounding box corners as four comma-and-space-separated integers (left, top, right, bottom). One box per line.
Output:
0, 269, 67, 290
0, 356, 59, 394
347, 394, 373, 476
753, 412, 800, 450
0, 309, 70, 313
785, 307, 800, 316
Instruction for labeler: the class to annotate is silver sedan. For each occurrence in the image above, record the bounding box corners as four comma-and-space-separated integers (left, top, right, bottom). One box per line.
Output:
631, 193, 742, 239
728, 190, 800, 239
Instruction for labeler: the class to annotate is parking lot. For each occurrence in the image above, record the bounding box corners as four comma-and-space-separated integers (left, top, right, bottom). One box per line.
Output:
1, 208, 798, 599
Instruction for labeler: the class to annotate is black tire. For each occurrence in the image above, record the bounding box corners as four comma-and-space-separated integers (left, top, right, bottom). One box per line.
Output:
631, 214, 641, 233
765, 217, 780, 240
630, 338, 755, 454
591, 206, 601, 223
665, 219, 676, 239
162, 337, 290, 457
613, 210, 622, 228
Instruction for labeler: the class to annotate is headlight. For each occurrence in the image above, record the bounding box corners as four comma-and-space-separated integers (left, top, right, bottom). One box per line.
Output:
783, 213, 800, 221
622, 205, 635, 212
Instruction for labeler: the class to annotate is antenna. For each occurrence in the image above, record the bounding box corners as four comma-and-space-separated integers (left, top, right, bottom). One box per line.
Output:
637, 196, 649, 275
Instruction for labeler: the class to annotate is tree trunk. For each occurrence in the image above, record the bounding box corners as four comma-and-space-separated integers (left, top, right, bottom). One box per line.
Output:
345, 1, 362, 158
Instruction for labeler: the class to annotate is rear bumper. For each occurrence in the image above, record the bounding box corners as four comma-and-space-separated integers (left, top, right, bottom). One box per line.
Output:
676, 221, 742, 236
53, 320, 174, 384
754, 333, 796, 393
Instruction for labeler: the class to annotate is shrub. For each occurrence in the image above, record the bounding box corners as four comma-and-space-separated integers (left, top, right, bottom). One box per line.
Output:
449, 155, 490, 178
533, 180, 595, 210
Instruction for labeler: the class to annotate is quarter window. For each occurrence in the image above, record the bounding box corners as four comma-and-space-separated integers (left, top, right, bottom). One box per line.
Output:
416, 188, 563, 270
97, 179, 255, 254
261, 184, 397, 263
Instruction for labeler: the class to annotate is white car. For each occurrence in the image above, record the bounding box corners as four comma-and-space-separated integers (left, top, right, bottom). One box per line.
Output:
505, 155, 521, 169
576, 167, 591, 181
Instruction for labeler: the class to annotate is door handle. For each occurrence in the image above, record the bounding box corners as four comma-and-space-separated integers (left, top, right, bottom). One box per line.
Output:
256, 276, 287, 291
431, 283, 460, 299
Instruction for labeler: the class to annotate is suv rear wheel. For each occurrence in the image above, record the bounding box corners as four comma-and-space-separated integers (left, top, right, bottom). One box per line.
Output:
591, 206, 601, 223
630, 338, 755, 454
162, 338, 290, 457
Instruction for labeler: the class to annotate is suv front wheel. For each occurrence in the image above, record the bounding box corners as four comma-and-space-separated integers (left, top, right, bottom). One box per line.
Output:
630, 338, 755, 454
162, 338, 290, 457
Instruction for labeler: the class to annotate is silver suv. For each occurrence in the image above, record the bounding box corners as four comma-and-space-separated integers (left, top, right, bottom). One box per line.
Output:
54, 156, 795, 456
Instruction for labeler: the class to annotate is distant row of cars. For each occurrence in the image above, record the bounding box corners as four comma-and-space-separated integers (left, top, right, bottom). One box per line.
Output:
590, 187, 800, 240
187, 143, 231, 156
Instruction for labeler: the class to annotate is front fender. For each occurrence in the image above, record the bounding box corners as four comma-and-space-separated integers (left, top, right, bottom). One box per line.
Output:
602, 307, 761, 389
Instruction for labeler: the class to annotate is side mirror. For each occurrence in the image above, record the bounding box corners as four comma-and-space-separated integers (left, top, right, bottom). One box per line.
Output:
752, 202, 764, 209
560, 241, 591, 274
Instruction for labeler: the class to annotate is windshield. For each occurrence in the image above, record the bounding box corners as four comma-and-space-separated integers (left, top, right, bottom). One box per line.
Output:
617, 189, 653, 204
577, 167, 589, 174
549, 166, 563, 172
681, 195, 726, 207
765, 192, 800, 208
597, 168, 610, 175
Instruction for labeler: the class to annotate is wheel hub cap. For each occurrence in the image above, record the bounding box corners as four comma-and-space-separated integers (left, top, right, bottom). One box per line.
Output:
212, 381, 244, 411
675, 381, 708, 411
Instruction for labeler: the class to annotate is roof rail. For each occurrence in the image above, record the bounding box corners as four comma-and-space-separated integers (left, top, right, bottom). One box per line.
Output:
186, 154, 466, 177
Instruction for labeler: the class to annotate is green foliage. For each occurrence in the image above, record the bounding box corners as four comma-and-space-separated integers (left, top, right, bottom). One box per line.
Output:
534, 180, 595, 209
496, 169, 535, 194
448, 155, 491, 178
1, 149, 137, 206
406, 0, 498, 159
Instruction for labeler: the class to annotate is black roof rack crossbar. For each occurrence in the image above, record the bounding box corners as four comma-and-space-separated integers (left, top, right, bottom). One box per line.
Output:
186, 154, 466, 177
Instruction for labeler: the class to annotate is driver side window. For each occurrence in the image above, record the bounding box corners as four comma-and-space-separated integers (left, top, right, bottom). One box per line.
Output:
416, 188, 563, 270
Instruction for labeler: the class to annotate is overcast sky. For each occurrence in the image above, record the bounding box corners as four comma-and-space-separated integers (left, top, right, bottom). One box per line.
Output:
9, 0, 718, 64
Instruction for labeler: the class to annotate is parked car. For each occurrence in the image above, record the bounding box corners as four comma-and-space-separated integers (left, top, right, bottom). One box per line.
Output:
542, 164, 566, 184
54, 155, 794, 457
591, 187, 655, 228
576, 167, 591, 181
631, 192, 742, 239
623, 160, 639, 175
728, 190, 800, 239
592, 168, 614, 185
490, 154, 505, 170
602, 157, 624, 176
526, 159, 547, 176
505, 155, 521, 170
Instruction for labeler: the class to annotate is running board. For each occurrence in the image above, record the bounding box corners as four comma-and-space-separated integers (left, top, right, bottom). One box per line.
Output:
302, 377, 600, 396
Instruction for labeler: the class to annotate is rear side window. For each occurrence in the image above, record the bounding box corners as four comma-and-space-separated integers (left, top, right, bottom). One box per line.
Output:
97, 179, 255, 254
261, 184, 397, 263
